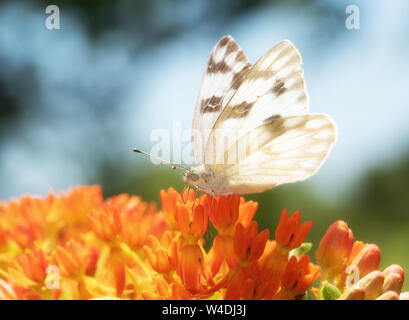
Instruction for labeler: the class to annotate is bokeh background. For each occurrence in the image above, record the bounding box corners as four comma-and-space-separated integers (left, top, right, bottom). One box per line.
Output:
1, 0, 408, 290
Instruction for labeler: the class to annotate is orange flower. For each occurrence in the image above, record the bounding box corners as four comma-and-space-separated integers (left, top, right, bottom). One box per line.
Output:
144, 232, 178, 274
56, 239, 99, 278
14, 248, 50, 285
209, 194, 240, 233
209, 195, 257, 233
88, 194, 165, 246
207, 195, 258, 277
47, 185, 104, 245
160, 188, 208, 241
50, 185, 104, 226
275, 209, 312, 252
234, 221, 269, 264
88, 204, 119, 242
207, 234, 237, 277
142, 277, 191, 300
0, 196, 50, 249
108, 194, 166, 248
280, 255, 320, 299
225, 240, 286, 300
0, 280, 18, 300
224, 260, 261, 299
258, 241, 289, 298
0, 185, 407, 300
177, 244, 208, 294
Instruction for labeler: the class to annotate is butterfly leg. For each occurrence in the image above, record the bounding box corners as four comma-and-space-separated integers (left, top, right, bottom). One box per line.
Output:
228, 193, 233, 205
209, 190, 215, 216
183, 185, 191, 204
190, 186, 200, 213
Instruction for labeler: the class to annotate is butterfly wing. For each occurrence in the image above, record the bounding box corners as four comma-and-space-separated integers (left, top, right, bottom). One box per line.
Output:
202, 40, 336, 194
191, 35, 251, 165
205, 40, 309, 165
215, 114, 337, 194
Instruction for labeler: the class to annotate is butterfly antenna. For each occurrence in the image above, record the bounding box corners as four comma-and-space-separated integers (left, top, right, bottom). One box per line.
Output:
133, 148, 189, 171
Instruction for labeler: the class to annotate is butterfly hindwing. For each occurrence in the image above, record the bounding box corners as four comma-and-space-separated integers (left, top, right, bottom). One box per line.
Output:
217, 114, 337, 194
191, 35, 251, 164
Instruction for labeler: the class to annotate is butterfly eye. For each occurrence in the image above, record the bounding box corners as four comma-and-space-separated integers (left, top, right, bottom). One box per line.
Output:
190, 173, 199, 181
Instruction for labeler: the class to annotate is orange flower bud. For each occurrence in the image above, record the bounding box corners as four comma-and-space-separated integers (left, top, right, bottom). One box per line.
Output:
348, 240, 365, 262
316, 220, 354, 278
356, 270, 385, 300
339, 286, 366, 300
349, 244, 380, 278
383, 264, 404, 294
376, 291, 399, 300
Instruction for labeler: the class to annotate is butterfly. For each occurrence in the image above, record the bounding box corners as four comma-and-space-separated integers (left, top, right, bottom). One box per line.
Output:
135, 35, 336, 197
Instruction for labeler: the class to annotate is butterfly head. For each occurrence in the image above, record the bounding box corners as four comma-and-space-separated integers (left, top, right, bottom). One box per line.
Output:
183, 169, 201, 187
183, 165, 221, 194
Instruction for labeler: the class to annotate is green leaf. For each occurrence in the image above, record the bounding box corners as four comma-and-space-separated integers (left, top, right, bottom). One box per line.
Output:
289, 242, 312, 259
320, 281, 341, 300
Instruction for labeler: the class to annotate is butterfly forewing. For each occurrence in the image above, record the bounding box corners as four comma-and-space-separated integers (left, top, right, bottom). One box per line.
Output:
191, 35, 251, 165
205, 40, 310, 166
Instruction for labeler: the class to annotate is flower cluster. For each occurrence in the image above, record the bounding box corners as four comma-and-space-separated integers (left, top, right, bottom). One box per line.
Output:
315, 220, 407, 300
0, 185, 407, 300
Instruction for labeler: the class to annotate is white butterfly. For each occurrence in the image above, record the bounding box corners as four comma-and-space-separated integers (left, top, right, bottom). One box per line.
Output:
135, 35, 336, 196
182, 35, 336, 196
